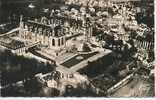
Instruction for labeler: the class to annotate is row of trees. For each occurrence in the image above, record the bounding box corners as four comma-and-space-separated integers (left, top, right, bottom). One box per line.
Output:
0, 50, 55, 86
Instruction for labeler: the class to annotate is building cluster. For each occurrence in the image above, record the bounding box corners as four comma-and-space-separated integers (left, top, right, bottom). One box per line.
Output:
64, 0, 142, 7
65, 0, 110, 7
63, 0, 139, 41
35, 71, 91, 96
0, 0, 153, 63
18, 7, 95, 56
0, 0, 154, 97
0, 36, 26, 53
0, 0, 154, 62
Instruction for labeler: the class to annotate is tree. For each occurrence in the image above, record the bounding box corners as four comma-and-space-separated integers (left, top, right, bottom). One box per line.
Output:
0, 50, 55, 86
82, 43, 91, 52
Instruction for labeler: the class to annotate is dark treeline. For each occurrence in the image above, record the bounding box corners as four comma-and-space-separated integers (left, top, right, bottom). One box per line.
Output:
135, 0, 154, 28
0, 0, 65, 23
0, 50, 55, 86
78, 53, 116, 78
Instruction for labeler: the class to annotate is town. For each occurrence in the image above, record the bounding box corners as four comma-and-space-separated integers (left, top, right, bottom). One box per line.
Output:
0, 0, 155, 97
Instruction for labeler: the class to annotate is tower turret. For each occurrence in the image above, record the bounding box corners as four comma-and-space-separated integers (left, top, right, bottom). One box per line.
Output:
19, 15, 25, 38
19, 15, 24, 28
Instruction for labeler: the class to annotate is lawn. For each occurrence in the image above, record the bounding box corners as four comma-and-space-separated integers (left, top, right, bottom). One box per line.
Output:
78, 53, 115, 78
61, 52, 98, 68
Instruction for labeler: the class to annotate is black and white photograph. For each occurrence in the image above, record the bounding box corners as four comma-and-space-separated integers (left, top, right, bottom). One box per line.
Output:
0, 0, 155, 98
